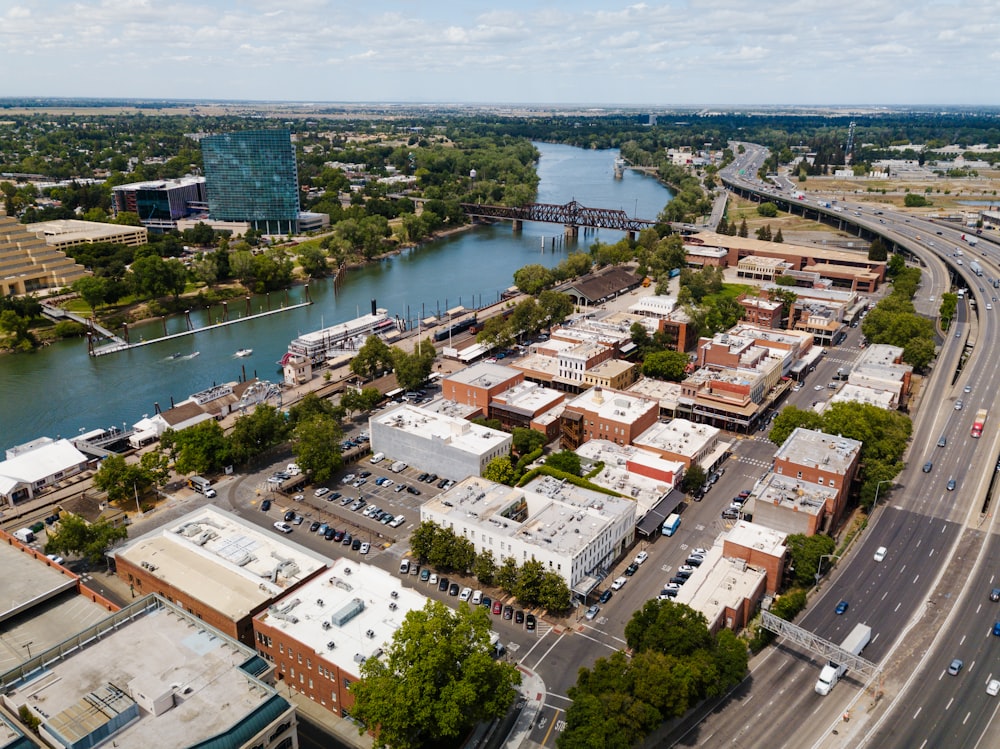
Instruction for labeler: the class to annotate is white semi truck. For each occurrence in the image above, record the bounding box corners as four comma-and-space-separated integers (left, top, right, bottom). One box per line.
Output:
814, 623, 872, 695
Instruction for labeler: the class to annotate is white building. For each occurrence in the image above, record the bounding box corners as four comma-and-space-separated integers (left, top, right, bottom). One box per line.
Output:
421, 475, 636, 595
0, 438, 90, 507
632, 418, 728, 470
369, 404, 512, 480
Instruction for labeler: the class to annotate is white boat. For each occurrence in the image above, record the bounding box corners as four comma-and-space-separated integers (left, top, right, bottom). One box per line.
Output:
235, 348, 253, 357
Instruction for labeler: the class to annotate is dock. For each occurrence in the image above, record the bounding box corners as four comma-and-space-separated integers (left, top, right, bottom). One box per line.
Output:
88, 300, 312, 356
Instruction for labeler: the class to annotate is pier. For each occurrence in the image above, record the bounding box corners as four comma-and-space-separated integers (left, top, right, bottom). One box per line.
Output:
87, 299, 312, 357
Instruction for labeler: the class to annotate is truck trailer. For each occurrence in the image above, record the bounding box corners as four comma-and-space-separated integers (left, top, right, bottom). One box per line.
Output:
815, 623, 872, 695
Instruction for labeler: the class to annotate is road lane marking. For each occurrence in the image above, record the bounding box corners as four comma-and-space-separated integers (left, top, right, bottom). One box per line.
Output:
947, 697, 954, 710
963, 711, 971, 725
541, 707, 562, 746
961, 634, 967, 645
914, 707, 922, 719
913, 574, 920, 584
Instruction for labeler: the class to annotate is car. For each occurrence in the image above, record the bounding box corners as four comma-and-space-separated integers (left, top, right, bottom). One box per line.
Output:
835, 600, 849, 615
394, 483, 407, 493
267, 475, 284, 484
334, 529, 345, 542
358, 470, 372, 478
874, 546, 887, 562
314, 487, 330, 497
634, 551, 649, 565
492, 600, 503, 615
610, 576, 628, 590
814, 384, 825, 391
459, 587, 472, 601
293, 494, 304, 502
448, 583, 460, 597
675, 568, 692, 580
340, 494, 353, 505
923, 461, 933, 473
273, 521, 293, 533
955, 400, 964, 411
260, 499, 272, 512
381, 513, 395, 525
325, 528, 337, 540
948, 658, 964, 676
292, 515, 304, 525
624, 563, 639, 576
341, 474, 356, 484
438, 577, 450, 592
659, 588, 679, 599
693, 548, 708, 556
937, 435, 947, 447
381, 478, 393, 488
353, 478, 367, 488
360, 542, 370, 554
503, 605, 514, 619
364, 505, 379, 517
283, 510, 296, 522
352, 538, 363, 551
964, 385, 972, 393
481, 596, 492, 610
685, 556, 704, 567
389, 515, 406, 528
988, 679, 1000, 697
420, 568, 430, 582
991, 588, 1000, 602
437, 477, 450, 489
947, 478, 957, 491
669, 576, 687, 586
426, 474, 439, 484
309, 521, 321, 532
585, 604, 601, 620
678, 564, 695, 575
993, 621, 1000, 637
472, 589, 483, 605
317, 523, 329, 535
515, 610, 525, 624
738, 490, 751, 499
407, 486, 422, 496
722, 508, 740, 520
526, 614, 536, 631
417, 473, 429, 482
599, 589, 613, 604
374, 477, 385, 486
46, 554, 64, 565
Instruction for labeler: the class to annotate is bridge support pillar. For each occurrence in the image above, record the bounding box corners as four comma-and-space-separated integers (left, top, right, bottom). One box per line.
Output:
512, 220, 522, 233
626, 231, 636, 242
564, 224, 579, 240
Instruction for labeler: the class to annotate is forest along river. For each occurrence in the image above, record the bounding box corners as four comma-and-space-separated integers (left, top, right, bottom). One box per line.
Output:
0, 142, 673, 450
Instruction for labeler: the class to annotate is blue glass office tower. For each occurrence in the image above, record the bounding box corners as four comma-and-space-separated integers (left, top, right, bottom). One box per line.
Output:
201, 129, 300, 234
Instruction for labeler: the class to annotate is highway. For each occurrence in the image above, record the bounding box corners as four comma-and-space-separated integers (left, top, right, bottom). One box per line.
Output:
660, 145, 1000, 748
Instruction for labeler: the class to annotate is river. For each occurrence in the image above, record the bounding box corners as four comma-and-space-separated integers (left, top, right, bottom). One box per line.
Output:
0, 143, 673, 451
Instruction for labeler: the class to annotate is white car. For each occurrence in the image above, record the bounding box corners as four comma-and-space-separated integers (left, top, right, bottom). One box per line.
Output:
381, 478, 393, 487
813, 384, 824, 391
634, 551, 649, 565
610, 576, 628, 591
360, 542, 370, 554
389, 515, 405, 528
988, 679, 1000, 696
428, 573, 438, 585
46, 553, 65, 565
273, 521, 293, 534
314, 487, 330, 497
341, 473, 356, 484
459, 587, 473, 602
873, 546, 887, 562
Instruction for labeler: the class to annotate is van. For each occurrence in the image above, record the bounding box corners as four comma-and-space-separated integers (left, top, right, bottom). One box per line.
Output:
389, 461, 407, 473
13, 528, 35, 544
399, 559, 410, 575
370, 452, 385, 464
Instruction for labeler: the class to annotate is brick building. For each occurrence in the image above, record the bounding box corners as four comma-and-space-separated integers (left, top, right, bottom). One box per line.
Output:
560, 386, 659, 451
440, 361, 524, 417
721, 520, 788, 594
772, 428, 861, 528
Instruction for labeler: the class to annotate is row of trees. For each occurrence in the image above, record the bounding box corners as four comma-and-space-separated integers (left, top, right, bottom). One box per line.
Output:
410, 520, 573, 612
476, 292, 575, 351
558, 600, 748, 748
349, 335, 437, 392
861, 262, 937, 370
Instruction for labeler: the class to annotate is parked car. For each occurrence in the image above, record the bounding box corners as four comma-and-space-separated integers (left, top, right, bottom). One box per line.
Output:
273, 522, 293, 534
503, 605, 514, 620
448, 583, 460, 597
624, 562, 639, 576
599, 589, 613, 604
283, 510, 296, 522
526, 614, 537, 631
309, 521, 321, 532
260, 499, 272, 512
438, 577, 450, 592
352, 539, 363, 551
611, 576, 628, 590
585, 604, 600, 620
481, 596, 492, 611
420, 568, 430, 582
492, 600, 503, 615
634, 551, 649, 565
515, 610, 525, 624
458, 587, 473, 602
324, 528, 336, 541
360, 542, 370, 554
314, 487, 330, 497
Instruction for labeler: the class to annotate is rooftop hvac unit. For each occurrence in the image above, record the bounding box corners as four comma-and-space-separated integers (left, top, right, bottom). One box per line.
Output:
327, 641, 336, 650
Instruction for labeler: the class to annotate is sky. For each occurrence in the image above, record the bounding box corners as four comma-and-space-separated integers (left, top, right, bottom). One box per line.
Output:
1, 0, 997, 107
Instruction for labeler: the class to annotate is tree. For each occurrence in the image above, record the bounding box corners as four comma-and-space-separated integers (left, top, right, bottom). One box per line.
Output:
73, 275, 109, 313
624, 599, 713, 656
546, 450, 582, 476
293, 415, 343, 484
641, 350, 689, 381
409, 521, 441, 564
904, 193, 931, 207
868, 237, 887, 261
513, 264, 555, 295
45, 514, 128, 566
92, 454, 156, 504
738, 218, 748, 237
349, 600, 520, 749
512, 427, 547, 455
786, 534, 837, 587
287, 392, 339, 426
227, 404, 290, 465
756, 202, 778, 217
473, 549, 497, 585
160, 421, 230, 475
350, 335, 395, 380
681, 464, 706, 494
482, 456, 517, 485
537, 290, 574, 327
773, 228, 784, 243
298, 245, 329, 277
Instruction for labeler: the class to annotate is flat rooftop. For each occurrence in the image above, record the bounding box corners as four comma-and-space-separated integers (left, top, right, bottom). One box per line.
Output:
491, 382, 564, 415
675, 552, 767, 631
443, 361, 520, 388
575, 440, 682, 518
564, 387, 657, 422
371, 405, 511, 455
752, 472, 835, 517
113, 506, 329, 621
633, 418, 720, 459
256, 558, 429, 673
774, 427, 861, 475
1, 596, 287, 749
0, 539, 78, 624
829, 384, 897, 409
724, 520, 787, 558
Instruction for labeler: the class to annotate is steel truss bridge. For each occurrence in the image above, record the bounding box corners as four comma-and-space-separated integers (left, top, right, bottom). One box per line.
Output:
460, 200, 656, 235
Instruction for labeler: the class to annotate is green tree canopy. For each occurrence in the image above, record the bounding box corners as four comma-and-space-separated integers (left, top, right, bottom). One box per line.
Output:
292, 414, 343, 484
349, 600, 521, 749
227, 404, 291, 465
785, 533, 837, 587
45, 515, 128, 565
160, 421, 230, 475
482, 456, 517, 485
641, 349, 689, 381
545, 450, 582, 476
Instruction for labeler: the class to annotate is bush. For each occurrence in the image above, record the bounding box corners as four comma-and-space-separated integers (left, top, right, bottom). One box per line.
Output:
54, 320, 87, 338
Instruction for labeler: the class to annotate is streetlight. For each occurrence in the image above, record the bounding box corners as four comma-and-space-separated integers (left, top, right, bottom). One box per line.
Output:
815, 553, 840, 584
873, 479, 893, 509
22, 641, 33, 660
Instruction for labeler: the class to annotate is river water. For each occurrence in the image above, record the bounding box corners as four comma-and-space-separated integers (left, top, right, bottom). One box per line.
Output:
0, 143, 673, 451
